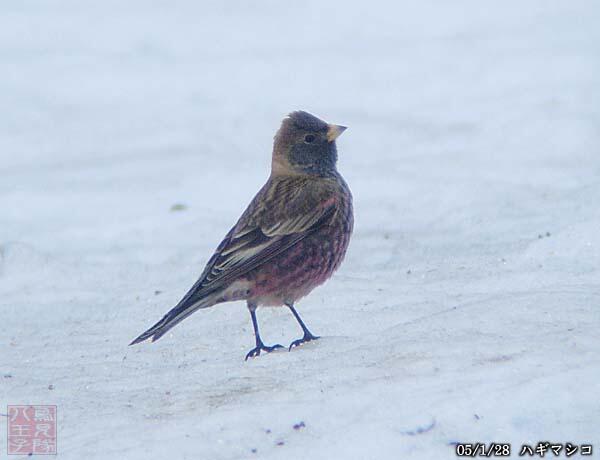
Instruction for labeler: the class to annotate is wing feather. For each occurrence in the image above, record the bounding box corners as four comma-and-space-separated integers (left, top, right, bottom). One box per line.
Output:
202, 204, 335, 291
177, 178, 339, 306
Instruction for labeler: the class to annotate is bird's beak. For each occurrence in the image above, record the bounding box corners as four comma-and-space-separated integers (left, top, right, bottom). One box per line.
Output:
326, 124, 347, 142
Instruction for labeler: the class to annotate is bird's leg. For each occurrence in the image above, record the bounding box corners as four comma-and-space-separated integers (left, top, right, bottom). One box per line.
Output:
286, 302, 320, 351
245, 302, 283, 361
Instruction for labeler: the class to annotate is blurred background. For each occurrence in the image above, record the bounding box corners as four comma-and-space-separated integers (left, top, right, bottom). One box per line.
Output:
1, 1, 598, 260
1, 1, 599, 459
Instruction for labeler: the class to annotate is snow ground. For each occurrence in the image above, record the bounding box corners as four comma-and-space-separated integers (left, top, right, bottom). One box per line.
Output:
1, 1, 599, 459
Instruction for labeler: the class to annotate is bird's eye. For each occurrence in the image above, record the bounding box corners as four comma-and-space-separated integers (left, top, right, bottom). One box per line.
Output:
304, 134, 315, 143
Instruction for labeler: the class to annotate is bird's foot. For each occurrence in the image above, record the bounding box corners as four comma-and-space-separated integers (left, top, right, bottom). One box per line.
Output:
245, 343, 284, 361
289, 333, 320, 351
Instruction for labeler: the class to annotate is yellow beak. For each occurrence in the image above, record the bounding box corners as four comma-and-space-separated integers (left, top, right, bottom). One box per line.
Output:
327, 124, 347, 142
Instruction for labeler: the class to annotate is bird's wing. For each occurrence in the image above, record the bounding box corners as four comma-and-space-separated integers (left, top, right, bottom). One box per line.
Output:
129, 177, 338, 345
181, 178, 337, 300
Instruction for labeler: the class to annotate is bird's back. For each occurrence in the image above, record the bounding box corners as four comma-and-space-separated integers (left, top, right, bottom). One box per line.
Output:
240, 173, 353, 306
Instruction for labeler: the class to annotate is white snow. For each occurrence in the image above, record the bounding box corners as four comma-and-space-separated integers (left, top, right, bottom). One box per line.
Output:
2, 1, 599, 459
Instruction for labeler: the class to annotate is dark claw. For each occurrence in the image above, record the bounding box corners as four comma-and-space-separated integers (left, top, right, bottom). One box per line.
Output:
288, 333, 320, 351
245, 344, 284, 361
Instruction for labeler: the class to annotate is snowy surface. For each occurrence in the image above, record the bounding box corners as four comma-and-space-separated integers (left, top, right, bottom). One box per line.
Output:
2, 1, 600, 459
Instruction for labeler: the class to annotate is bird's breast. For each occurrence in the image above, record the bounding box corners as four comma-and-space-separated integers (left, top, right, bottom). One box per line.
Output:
247, 181, 353, 306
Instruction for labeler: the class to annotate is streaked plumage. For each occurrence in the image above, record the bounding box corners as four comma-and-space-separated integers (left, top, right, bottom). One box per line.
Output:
130, 111, 354, 359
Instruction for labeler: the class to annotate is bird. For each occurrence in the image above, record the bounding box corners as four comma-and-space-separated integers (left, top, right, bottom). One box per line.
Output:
130, 111, 354, 360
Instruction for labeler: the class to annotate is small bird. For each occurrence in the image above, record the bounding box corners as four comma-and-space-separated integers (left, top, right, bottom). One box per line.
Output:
130, 111, 354, 360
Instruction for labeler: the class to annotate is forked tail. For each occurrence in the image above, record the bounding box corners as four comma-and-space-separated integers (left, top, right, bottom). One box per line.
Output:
129, 292, 219, 345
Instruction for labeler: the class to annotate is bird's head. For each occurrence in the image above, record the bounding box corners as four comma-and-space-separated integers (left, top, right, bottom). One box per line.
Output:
272, 111, 347, 177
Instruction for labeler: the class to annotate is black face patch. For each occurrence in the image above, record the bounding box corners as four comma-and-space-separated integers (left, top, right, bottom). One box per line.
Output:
289, 136, 338, 175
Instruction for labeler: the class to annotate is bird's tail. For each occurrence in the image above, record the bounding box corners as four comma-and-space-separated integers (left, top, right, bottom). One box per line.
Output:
129, 292, 219, 345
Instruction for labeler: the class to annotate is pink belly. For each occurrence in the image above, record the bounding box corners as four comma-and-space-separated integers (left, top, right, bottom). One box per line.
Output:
246, 225, 352, 306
